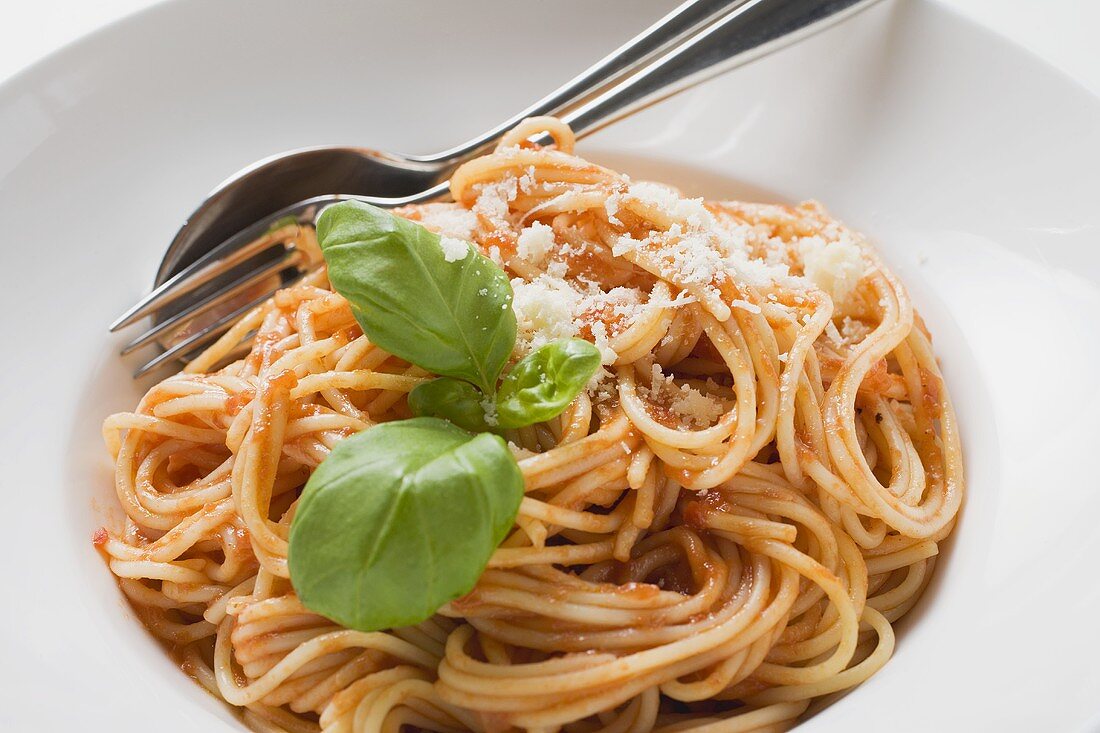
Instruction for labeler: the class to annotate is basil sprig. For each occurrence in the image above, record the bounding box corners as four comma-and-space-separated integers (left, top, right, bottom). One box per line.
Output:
410, 339, 600, 432
318, 201, 600, 427
495, 338, 602, 429
288, 419, 523, 631
407, 377, 492, 433
288, 201, 602, 633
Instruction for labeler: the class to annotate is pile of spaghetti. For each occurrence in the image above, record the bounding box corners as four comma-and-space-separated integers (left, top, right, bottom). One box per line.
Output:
99, 118, 963, 733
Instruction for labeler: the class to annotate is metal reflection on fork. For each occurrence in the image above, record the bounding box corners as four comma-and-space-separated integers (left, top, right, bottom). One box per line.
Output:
109, 0, 882, 378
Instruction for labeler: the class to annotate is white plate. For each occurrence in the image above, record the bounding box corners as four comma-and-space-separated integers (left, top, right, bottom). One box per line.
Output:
2, 0, 1099, 730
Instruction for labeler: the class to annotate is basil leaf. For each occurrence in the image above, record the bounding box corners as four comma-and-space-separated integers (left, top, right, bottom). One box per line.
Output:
288, 417, 523, 632
408, 377, 493, 433
317, 201, 516, 394
496, 338, 602, 429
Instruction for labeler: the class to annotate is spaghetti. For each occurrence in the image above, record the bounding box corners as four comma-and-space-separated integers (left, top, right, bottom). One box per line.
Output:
99, 117, 963, 733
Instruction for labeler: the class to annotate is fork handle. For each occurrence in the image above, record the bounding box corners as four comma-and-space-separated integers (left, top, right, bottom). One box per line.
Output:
563, 0, 882, 139
419, 0, 743, 164
311, 0, 879, 204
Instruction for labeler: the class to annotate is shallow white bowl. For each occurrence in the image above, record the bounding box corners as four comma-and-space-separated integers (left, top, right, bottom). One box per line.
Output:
2, 0, 1099, 730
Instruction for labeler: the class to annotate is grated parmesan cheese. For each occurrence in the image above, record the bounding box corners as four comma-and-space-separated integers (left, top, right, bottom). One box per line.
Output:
453, 165, 874, 379
661, 225, 724, 287
516, 221, 556, 264
545, 259, 568, 279
589, 321, 616, 364
439, 236, 470, 263
585, 366, 617, 403
518, 165, 537, 194
644, 364, 724, 428
415, 204, 479, 240
605, 192, 622, 226
474, 178, 519, 221
670, 389, 724, 428
612, 206, 799, 324
799, 233, 865, 303
511, 274, 583, 353
480, 396, 499, 427
612, 233, 643, 258
837, 316, 872, 346
509, 272, 650, 366
627, 182, 714, 229
714, 231, 794, 288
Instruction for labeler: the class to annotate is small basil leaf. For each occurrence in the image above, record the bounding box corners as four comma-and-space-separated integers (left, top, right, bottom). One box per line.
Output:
317, 201, 516, 394
408, 377, 492, 433
496, 338, 602, 429
288, 417, 523, 632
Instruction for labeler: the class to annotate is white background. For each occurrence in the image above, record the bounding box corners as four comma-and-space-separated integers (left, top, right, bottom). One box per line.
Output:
1, 0, 1099, 95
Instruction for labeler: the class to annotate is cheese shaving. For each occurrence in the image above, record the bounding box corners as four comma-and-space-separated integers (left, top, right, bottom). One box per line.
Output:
644, 364, 724, 428
799, 233, 865, 303
415, 204, 479, 240
439, 236, 470, 263
516, 222, 556, 264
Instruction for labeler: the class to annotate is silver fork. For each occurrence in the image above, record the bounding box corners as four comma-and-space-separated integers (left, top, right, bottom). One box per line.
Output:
111, 0, 881, 377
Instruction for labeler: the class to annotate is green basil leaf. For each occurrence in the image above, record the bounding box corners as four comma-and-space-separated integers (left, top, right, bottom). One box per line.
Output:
317, 200, 516, 394
288, 417, 523, 632
495, 338, 602, 429
408, 377, 492, 433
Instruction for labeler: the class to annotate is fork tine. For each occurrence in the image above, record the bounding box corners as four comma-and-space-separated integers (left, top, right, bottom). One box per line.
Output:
120, 190, 442, 378
110, 214, 307, 332
112, 189, 437, 335
119, 249, 303, 356
132, 266, 312, 378
131, 291, 274, 378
